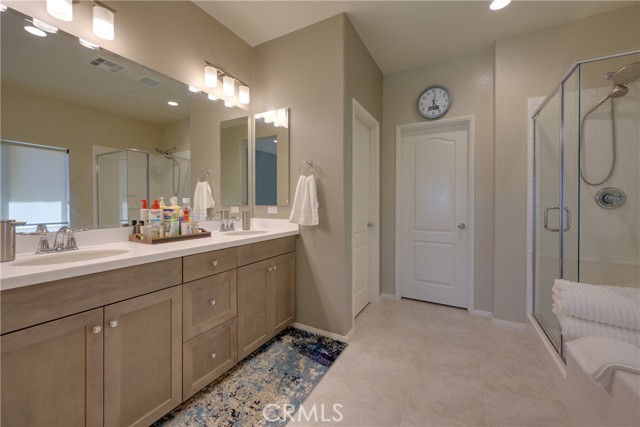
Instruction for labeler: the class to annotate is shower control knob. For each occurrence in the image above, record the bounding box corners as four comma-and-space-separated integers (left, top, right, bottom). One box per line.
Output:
458, 223, 466, 230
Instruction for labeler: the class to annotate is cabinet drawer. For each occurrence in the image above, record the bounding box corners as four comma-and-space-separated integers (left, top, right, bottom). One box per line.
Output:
237, 236, 295, 266
183, 270, 237, 341
182, 318, 237, 400
183, 247, 237, 282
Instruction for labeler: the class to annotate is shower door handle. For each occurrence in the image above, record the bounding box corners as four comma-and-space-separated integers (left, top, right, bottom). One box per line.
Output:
543, 207, 571, 232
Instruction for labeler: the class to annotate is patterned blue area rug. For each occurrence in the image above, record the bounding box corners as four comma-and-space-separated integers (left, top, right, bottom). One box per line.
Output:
154, 327, 347, 427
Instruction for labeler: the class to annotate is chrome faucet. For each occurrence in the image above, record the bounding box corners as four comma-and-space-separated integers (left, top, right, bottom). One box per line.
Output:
217, 210, 240, 232
35, 226, 78, 254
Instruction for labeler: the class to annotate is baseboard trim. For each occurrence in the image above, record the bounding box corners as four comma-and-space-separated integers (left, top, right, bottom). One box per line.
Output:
380, 293, 398, 301
491, 317, 528, 330
470, 309, 492, 318
293, 322, 354, 343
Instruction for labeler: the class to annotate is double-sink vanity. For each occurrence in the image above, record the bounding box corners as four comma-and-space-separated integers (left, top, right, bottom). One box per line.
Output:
0, 220, 298, 427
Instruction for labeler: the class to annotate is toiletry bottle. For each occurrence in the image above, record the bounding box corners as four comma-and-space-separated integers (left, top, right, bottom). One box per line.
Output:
168, 197, 181, 236
140, 200, 149, 223
180, 198, 192, 235
149, 199, 163, 238
159, 196, 166, 208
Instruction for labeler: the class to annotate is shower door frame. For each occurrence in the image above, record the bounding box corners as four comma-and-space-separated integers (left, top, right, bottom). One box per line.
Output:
530, 48, 640, 359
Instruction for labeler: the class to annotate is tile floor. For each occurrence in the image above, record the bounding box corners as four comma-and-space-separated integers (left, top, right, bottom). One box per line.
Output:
289, 298, 571, 427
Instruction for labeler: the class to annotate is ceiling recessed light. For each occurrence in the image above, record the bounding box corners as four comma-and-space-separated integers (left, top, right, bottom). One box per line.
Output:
24, 25, 47, 37
489, 0, 511, 11
168, 101, 179, 107
33, 18, 58, 33
79, 38, 99, 49
188, 85, 201, 93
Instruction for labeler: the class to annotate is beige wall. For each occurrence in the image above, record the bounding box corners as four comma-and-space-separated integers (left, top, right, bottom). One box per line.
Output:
493, 5, 640, 323
252, 14, 382, 336
1, 85, 162, 227
220, 122, 249, 206
382, 48, 495, 311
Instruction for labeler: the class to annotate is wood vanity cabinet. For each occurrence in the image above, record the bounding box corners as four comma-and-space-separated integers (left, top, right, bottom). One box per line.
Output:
237, 237, 296, 360
1, 309, 104, 427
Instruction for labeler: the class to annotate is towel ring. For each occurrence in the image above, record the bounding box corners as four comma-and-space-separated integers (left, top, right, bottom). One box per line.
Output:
198, 169, 210, 182
299, 160, 317, 177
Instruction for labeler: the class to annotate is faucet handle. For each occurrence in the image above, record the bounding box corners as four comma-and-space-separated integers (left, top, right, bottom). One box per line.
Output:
35, 235, 50, 254
35, 224, 49, 234
65, 229, 78, 250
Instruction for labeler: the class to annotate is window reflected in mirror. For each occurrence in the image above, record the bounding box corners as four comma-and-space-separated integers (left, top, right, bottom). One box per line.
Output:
254, 109, 289, 206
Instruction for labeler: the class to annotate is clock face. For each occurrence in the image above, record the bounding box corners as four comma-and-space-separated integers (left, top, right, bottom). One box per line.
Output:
417, 85, 451, 119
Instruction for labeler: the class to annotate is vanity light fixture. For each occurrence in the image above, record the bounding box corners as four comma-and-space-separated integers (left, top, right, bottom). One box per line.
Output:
93, 2, 115, 41
207, 93, 219, 101
188, 85, 201, 93
24, 25, 47, 37
33, 18, 59, 34
0, 4, 8, 12
47, 0, 72, 22
204, 64, 218, 88
239, 85, 250, 105
489, 0, 511, 10
224, 101, 234, 108
79, 38, 99, 49
223, 76, 235, 97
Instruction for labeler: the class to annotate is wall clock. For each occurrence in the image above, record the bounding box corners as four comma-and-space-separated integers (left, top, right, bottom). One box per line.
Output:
417, 85, 452, 120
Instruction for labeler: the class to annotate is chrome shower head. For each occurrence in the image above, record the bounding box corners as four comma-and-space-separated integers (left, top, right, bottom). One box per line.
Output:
611, 61, 640, 86
609, 84, 629, 99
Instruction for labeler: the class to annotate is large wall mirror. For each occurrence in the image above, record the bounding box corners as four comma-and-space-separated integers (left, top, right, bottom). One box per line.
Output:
0, 6, 249, 230
254, 109, 289, 206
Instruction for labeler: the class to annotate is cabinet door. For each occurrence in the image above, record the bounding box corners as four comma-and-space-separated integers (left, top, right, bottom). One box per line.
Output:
237, 259, 270, 360
104, 286, 182, 427
268, 252, 296, 336
1, 308, 104, 427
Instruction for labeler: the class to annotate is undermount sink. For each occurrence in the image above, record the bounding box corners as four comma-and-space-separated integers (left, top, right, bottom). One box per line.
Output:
12, 248, 130, 267
223, 229, 268, 236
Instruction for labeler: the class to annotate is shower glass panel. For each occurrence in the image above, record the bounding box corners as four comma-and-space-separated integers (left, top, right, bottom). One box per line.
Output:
532, 50, 640, 358
97, 149, 190, 228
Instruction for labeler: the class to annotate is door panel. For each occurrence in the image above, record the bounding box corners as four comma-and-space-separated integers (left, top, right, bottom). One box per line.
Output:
401, 128, 468, 307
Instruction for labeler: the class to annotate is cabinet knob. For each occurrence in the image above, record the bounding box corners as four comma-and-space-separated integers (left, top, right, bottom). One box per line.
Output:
109, 320, 119, 328
211, 260, 219, 267
92, 326, 102, 334
267, 266, 277, 272
209, 299, 216, 307
273, 266, 277, 271
210, 352, 217, 359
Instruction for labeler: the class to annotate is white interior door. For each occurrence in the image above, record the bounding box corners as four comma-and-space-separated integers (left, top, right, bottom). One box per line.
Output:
352, 100, 379, 317
399, 126, 469, 308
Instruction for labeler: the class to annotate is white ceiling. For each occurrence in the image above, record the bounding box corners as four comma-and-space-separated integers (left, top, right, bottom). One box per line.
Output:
194, 0, 636, 74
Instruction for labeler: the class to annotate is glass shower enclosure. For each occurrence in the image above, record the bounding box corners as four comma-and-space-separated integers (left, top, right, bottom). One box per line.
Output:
532, 50, 640, 357
96, 149, 190, 228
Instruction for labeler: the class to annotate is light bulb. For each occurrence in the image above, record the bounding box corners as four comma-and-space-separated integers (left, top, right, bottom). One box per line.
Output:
93, 4, 114, 40
239, 85, 250, 104
223, 76, 234, 97
204, 65, 218, 88
47, 0, 72, 22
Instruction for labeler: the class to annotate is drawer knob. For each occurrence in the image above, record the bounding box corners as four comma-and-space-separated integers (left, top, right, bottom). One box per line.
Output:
210, 352, 217, 359
209, 299, 216, 307
211, 260, 219, 267
92, 326, 102, 334
109, 320, 119, 328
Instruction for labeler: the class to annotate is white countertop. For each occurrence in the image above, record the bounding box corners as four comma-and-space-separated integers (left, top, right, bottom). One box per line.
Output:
1, 219, 299, 291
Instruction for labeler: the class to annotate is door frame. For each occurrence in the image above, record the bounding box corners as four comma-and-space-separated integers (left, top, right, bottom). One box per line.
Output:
352, 98, 380, 316
394, 116, 475, 311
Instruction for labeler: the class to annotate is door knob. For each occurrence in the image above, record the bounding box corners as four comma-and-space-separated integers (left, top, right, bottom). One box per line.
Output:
367, 222, 374, 228
458, 223, 466, 230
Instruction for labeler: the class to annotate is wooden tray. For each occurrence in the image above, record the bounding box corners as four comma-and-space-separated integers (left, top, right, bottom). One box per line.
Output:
129, 228, 211, 244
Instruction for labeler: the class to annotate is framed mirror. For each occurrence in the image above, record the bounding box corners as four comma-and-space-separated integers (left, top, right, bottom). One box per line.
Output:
254, 108, 289, 206
0, 6, 249, 230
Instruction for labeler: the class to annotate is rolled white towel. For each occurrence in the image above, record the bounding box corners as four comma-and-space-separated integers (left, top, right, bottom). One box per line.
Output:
566, 336, 640, 388
553, 279, 640, 330
560, 315, 640, 347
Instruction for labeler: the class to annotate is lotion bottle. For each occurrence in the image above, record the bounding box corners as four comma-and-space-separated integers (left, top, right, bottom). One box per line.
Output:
140, 200, 149, 223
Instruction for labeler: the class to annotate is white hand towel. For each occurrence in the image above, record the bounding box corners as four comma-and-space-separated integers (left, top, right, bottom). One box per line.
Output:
566, 336, 640, 387
289, 175, 319, 226
553, 279, 640, 330
193, 181, 215, 220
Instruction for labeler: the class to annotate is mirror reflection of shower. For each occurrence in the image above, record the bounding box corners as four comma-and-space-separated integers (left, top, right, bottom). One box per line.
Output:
155, 146, 182, 197
580, 62, 640, 186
